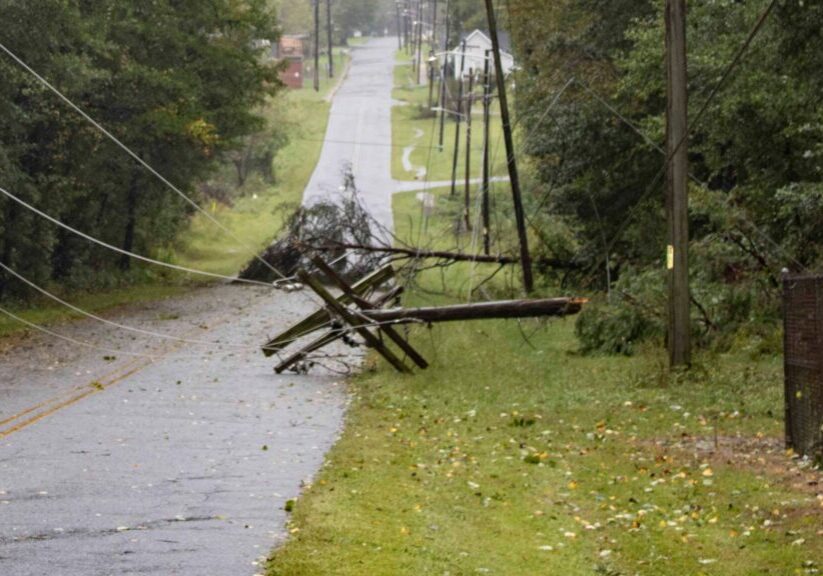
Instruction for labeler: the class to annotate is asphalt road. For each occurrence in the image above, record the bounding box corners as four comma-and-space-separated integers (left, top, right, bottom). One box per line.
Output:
0, 36, 406, 576
0, 286, 350, 576
303, 37, 398, 236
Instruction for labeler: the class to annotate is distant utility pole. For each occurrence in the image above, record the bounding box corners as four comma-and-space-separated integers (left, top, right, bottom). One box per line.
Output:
438, 0, 451, 149
665, 0, 691, 367
463, 70, 475, 232
327, 0, 334, 79
415, 0, 424, 84
431, 0, 438, 48
314, 0, 320, 92
450, 40, 467, 198
481, 50, 492, 255
483, 0, 534, 293
396, 2, 402, 49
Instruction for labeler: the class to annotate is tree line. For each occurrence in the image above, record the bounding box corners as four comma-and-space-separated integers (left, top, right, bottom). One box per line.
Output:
506, 0, 823, 353
0, 0, 281, 299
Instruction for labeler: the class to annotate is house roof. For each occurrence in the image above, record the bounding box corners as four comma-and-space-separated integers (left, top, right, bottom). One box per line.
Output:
458, 29, 513, 55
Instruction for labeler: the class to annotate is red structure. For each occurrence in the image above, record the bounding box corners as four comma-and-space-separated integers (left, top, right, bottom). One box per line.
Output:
275, 35, 308, 90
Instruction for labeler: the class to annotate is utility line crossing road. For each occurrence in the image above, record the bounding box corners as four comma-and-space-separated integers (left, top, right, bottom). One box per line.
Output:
0, 36, 414, 576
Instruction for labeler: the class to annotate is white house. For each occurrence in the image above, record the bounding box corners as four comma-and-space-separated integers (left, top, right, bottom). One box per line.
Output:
447, 30, 515, 78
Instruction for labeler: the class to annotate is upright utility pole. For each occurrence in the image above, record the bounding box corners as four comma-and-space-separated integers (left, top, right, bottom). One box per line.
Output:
483, 0, 533, 292
450, 40, 467, 198
396, 2, 403, 49
405, 2, 412, 53
481, 50, 492, 255
665, 0, 690, 367
431, 0, 438, 48
326, 0, 334, 79
438, 0, 451, 149
313, 0, 320, 92
415, 0, 424, 84
463, 70, 475, 232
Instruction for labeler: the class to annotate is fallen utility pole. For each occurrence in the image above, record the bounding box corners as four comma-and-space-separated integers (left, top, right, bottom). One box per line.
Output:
309, 242, 517, 264
665, 0, 691, 367
483, 0, 534, 293
304, 241, 583, 269
363, 298, 586, 325
264, 260, 586, 374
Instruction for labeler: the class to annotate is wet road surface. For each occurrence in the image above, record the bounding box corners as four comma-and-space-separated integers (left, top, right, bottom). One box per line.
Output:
0, 36, 406, 576
303, 37, 398, 235
0, 286, 350, 575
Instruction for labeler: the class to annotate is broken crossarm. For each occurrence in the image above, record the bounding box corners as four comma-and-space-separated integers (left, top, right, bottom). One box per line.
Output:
274, 285, 404, 374
308, 255, 428, 369
262, 264, 395, 357
297, 269, 414, 374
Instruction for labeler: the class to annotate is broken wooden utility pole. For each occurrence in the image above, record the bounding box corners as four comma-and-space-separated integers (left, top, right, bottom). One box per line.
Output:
463, 70, 475, 232
313, 0, 321, 91
665, 0, 691, 367
308, 243, 518, 264
263, 260, 586, 374
483, 0, 534, 293
326, 0, 334, 79
450, 39, 467, 198
481, 50, 492, 255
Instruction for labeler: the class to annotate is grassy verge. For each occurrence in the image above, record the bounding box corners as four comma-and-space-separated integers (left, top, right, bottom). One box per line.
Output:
0, 49, 351, 340
175, 48, 349, 275
266, 187, 821, 575
393, 52, 509, 183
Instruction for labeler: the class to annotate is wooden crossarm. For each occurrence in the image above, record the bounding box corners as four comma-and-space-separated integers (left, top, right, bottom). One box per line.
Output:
261, 264, 395, 357
298, 270, 412, 374
309, 255, 428, 370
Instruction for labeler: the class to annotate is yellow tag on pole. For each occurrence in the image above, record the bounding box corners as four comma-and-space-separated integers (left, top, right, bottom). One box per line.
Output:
667, 245, 675, 270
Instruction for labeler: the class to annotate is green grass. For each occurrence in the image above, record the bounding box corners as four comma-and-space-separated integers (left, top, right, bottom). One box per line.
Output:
393, 52, 509, 183
0, 283, 188, 340
266, 188, 821, 575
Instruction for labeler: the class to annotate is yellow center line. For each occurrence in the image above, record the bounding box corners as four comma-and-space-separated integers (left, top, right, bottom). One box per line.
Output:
0, 312, 242, 439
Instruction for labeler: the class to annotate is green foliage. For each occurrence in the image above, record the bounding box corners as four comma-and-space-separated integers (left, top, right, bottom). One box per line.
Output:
575, 299, 659, 356
0, 0, 282, 299
508, 0, 823, 353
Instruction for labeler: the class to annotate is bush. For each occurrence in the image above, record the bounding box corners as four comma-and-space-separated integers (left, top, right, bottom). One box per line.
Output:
575, 298, 661, 356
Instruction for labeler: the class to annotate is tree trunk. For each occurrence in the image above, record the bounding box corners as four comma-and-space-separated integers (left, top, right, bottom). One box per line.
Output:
120, 169, 140, 271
